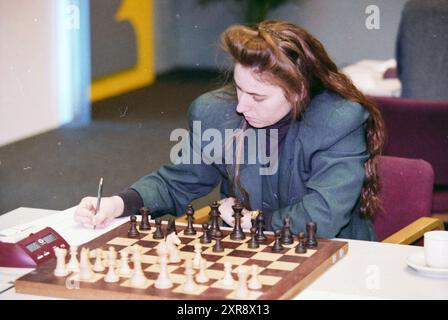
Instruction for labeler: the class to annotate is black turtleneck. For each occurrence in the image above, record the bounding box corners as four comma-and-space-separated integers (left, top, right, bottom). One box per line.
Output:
256, 111, 293, 231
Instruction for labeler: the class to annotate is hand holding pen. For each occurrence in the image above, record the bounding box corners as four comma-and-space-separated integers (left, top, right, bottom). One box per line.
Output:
74, 178, 125, 229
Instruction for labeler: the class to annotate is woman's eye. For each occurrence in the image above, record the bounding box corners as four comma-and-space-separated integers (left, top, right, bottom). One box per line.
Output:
253, 96, 265, 102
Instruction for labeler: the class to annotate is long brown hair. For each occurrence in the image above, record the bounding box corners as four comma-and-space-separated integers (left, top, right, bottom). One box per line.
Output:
220, 20, 385, 218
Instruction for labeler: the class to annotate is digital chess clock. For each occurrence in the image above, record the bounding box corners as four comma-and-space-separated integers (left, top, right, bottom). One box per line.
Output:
0, 227, 69, 268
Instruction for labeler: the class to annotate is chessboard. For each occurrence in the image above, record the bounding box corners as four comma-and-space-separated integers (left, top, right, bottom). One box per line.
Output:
15, 218, 348, 300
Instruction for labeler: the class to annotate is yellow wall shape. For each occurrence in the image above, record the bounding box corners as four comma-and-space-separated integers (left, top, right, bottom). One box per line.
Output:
90, 0, 154, 102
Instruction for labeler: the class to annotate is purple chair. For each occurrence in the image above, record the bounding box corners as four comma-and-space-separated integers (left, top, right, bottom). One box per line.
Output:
374, 156, 437, 243
371, 96, 448, 221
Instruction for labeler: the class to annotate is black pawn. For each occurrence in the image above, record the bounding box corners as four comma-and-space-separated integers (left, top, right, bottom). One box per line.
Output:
255, 211, 267, 244
152, 218, 164, 239
184, 204, 196, 235
280, 216, 293, 245
212, 230, 224, 253
271, 230, 284, 253
295, 232, 307, 254
200, 223, 211, 244
247, 227, 259, 249
128, 215, 140, 238
306, 221, 318, 249
139, 207, 151, 231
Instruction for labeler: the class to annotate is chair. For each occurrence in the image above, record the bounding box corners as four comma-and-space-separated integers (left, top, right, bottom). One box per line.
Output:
371, 95, 448, 221
374, 156, 444, 243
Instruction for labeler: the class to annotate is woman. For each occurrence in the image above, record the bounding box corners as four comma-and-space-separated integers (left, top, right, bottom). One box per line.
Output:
74, 20, 385, 240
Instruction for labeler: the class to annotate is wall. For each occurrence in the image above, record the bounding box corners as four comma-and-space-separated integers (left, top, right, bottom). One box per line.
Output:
164, 0, 408, 70
0, 0, 60, 147
0, 0, 409, 146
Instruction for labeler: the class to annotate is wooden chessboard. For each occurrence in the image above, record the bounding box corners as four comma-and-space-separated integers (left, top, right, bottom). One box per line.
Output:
15, 220, 348, 300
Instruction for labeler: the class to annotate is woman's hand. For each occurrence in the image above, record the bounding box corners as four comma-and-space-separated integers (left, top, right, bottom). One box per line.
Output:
74, 196, 124, 229
218, 197, 253, 230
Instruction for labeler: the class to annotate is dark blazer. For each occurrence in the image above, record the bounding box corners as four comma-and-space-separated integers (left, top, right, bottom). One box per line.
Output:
130, 88, 376, 241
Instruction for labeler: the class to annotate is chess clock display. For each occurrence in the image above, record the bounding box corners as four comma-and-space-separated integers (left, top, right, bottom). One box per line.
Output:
0, 227, 69, 268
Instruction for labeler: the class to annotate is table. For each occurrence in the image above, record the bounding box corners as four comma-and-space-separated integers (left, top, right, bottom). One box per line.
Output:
1, 207, 447, 300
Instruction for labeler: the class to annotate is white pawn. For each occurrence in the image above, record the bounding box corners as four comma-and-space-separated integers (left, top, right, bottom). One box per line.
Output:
130, 248, 148, 288
184, 257, 195, 275
154, 243, 172, 289
248, 264, 262, 290
54, 247, 69, 277
104, 257, 119, 283
67, 246, 80, 273
193, 243, 202, 269
182, 258, 198, 293
108, 247, 117, 264
235, 267, 249, 299
118, 250, 131, 276
79, 248, 94, 280
93, 248, 105, 272
195, 258, 209, 284
220, 262, 234, 287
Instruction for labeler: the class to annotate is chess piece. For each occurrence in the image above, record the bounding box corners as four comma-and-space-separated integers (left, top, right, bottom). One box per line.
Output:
166, 218, 177, 235
271, 230, 284, 253
166, 233, 181, 263
280, 216, 293, 245
220, 262, 234, 287
306, 221, 318, 248
295, 232, 307, 254
208, 201, 221, 239
108, 246, 117, 260
230, 199, 245, 240
93, 248, 105, 272
128, 215, 140, 238
212, 230, 224, 253
247, 227, 259, 249
154, 241, 173, 289
248, 264, 262, 290
195, 258, 209, 284
153, 218, 164, 239
67, 246, 80, 273
235, 267, 249, 299
193, 243, 202, 269
130, 246, 148, 288
182, 257, 198, 293
255, 211, 267, 243
200, 223, 211, 244
104, 257, 119, 283
118, 249, 131, 276
139, 207, 151, 231
251, 217, 256, 229
54, 247, 69, 277
79, 248, 94, 280
184, 204, 196, 235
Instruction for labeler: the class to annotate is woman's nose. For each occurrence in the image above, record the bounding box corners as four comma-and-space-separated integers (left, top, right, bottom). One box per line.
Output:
236, 94, 252, 113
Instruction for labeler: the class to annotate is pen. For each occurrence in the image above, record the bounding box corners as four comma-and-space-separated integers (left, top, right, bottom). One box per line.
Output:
94, 177, 103, 229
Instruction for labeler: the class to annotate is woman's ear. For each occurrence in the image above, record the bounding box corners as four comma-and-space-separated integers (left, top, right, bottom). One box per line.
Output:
291, 94, 300, 107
